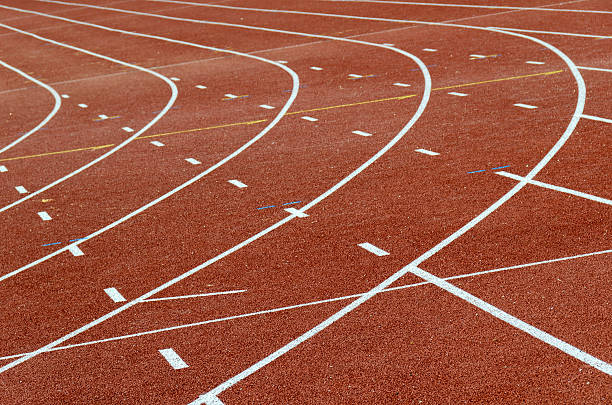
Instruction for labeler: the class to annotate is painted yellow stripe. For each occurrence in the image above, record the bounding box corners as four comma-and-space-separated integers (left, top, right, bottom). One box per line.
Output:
0, 70, 563, 163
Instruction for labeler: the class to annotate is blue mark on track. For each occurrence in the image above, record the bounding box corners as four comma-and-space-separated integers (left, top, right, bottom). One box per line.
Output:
468, 165, 510, 174
257, 200, 302, 210
42, 236, 88, 247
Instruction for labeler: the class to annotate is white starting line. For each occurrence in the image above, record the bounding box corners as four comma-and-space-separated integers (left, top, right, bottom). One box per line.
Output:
227, 179, 248, 188
104, 287, 126, 303
159, 348, 189, 370
358, 242, 389, 256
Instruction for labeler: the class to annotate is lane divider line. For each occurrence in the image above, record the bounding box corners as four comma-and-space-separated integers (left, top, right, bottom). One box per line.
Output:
581, 114, 612, 124
142, 289, 246, 303
496, 171, 612, 206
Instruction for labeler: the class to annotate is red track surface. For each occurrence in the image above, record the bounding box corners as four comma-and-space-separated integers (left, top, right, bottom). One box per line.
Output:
0, 0, 610, 403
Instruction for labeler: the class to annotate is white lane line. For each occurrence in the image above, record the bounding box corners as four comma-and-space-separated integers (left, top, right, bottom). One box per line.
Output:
496, 171, 612, 206
310, 66, 323, 70
0, 165, 7, 172
409, 266, 612, 376
61, 94, 69, 99
514, 103, 537, 109
142, 289, 247, 302
159, 348, 189, 370
284, 207, 308, 218
195, 84, 207, 89
170, 77, 180, 81
382, 43, 394, 46
358, 242, 389, 256
15, 186, 27, 194
77, 103, 88, 108
352, 130, 372, 137
259, 104, 274, 109
0, 0, 431, 377
121, 126, 134, 132
393, 82, 410, 87
0, 60, 62, 155
3, 249, 609, 361
423, 48, 437, 52
104, 287, 126, 303
37, 211, 52, 221
469, 54, 485, 58
185, 158, 201, 165
526, 61, 545, 65
581, 114, 612, 124
224, 93, 237, 99
227, 179, 247, 188
488, 26, 612, 39
301, 116, 318, 122
415, 148, 439, 156
150, 141, 165, 147
323, 0, 612, 15
0, 18, 179, 214
348, 73, 363, 78
448, 91, 468, 96
68, 245, 84, 257
577, 66, 612, 73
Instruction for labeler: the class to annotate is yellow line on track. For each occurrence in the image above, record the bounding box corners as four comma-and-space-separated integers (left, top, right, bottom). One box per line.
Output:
0, 70, 562, 163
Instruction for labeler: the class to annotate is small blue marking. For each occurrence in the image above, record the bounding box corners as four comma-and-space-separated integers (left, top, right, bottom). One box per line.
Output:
491, 165, 510, 170
69, 238, 87, 242
467, 169, 486, 174
257, 205, 276, 210
282, 201, 302, 206
42, 242, 61, 246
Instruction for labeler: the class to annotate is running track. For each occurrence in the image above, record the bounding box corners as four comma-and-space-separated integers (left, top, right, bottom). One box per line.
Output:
0, 0, 610, 403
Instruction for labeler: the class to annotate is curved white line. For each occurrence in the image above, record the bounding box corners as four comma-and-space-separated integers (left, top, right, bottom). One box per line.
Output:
0, 60, 61, 155
0, 3, 432, 373
196, 30, 590, 402
0, 7, 301, 281
0, 20, 178, 213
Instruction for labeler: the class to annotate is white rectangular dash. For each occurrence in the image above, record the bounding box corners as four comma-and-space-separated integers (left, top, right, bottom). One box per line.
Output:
285, 207, 309, 218
68, 245, 84, 256
348, 74, 363, 78
470, 54, 486, 58
195, 85, 207, 89
78, 103, 88, 108
301, 116, 318, 122
150, 141, 165, 147
185, 158, 201, 165
352, 130, 372, 137
415, 148, 439, 156
224, 93, 238, 99
0, 165, 7, 172
423, 48, 437, 52
259, 104, 275, 110
310, 66, 323, 71
61, 94, 70, 99
276, 60, 288, 64
358, 242, 389, 256
383, 43, 395, 46
514, 103, 538, 109
159, 348, 189, 370
581, 114, 612, 124
98, 114, 108, 120
228, 179, 247, 188
393, 82, 411, 87
104, 287, 126, 303
526, 61, 545, 65
15, 186, 27, 194
170, 77, 180, 81
448, 92, 468, 97
122, 127, 134, 132
37, 211, 52, 221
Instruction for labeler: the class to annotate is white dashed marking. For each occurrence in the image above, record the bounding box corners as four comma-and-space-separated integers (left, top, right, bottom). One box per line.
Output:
68, 245, 84, 257
383, 43, 394, 46
423, 48, 438, 52
448, 92, 468, 97
470, 54, 486, 59
37, 211, 52, 221
185, 158, 201, 165
0, 166, 7, 172
514, 103, 538, 109
150, 141, 165, 147
276, 60, 288, 64
358, 242, 389, 256
259, 104, 275, 109
159, 348, 189, 370
228, 179, 248, 188
348, 74, 363, 78
104, 287, 126, 303
352, 130, 372, 137
224, 94, 238, 99
78, 103, 88, 108
122, 127, 134, 132
526, 61, 545, 65
170, 77, 180, 81
15, 186, 27, 194
61, 94, 70, 99
415, 148, 440, 156
195, 85, 207, 89
284, 207, 308, 218
301, 116, 318, 122
98, 114, 108, 120
310, 66, 323, 70
393, 82, 411, 87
